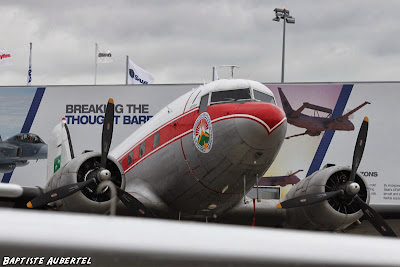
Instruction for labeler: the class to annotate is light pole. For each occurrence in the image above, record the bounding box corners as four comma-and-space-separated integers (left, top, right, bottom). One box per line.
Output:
273, 7, 295, 83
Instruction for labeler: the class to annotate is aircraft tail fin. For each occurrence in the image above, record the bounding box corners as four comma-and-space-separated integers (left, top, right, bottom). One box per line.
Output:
277, 87, 294, 115
46, 118, 75, 181
0, 135, 2, 141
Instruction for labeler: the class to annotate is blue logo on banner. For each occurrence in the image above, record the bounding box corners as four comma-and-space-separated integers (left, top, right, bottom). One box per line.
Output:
129, 69, 135, 78
128, 69, 148, 84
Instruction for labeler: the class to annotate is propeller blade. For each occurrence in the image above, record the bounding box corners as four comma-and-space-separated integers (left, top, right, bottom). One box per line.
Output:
354, 195, 397, 237
116, 187, 155, 218
277, 190, 343, 209
100, 98, 115, 169
27, 178, 96, 209
349, 117, 368, 182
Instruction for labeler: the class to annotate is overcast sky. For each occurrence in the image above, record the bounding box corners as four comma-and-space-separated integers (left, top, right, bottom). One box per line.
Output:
0, 0, 399, 86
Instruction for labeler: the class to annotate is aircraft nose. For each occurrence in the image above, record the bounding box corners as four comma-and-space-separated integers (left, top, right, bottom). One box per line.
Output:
234, 102, 287, 149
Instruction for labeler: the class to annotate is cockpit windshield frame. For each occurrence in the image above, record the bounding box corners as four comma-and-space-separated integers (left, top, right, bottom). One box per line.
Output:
209, 88, 276, 106
210, 88, 252, 105
253, 89, 276, 105
12, 133, 44, 144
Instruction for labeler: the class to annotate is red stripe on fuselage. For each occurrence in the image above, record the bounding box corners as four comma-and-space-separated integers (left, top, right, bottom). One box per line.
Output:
118, 107, 198, 160
118, 102, 285, 174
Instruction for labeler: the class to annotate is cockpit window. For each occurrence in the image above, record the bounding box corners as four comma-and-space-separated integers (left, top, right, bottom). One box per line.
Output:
198, 94, 209, 113
210, 88, 251, 104
13, 133, 44, 143
254, 90, 276, 104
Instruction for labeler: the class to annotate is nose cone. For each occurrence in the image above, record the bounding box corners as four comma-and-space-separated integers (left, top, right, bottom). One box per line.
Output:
234, 102, 287, 149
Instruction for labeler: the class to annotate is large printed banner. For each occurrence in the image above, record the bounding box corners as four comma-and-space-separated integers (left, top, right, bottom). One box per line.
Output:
1, 85, 192, 188
264, 83, 397, 211
0, 83, 397, 210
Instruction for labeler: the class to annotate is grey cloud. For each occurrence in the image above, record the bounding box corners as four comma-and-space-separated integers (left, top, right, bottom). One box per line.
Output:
1, 0, 400, 86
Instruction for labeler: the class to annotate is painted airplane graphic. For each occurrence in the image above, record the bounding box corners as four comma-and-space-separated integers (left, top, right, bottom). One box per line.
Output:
0, 79, 396, 237
0, 133, 47, 173
259, 170, 303, 187
278, 87, 370, 139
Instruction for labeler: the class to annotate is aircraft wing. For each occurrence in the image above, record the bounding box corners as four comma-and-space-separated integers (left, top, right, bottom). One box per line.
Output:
0, 183, 42, 208
1, 208, 399, 267
290, 169, 304, 176
291, 102, 332, 117
335, 101, 371, 120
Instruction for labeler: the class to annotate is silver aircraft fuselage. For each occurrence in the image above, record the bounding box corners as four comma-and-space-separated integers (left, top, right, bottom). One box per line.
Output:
111, 79, 287, 217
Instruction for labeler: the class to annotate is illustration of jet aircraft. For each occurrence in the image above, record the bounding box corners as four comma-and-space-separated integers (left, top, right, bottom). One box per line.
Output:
0, 79, 396, 237
259, 170, 303, 187
0, 133, 47, 173
278, 87, 370, 139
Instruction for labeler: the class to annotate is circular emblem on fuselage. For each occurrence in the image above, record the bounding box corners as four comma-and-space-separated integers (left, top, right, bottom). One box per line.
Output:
193, 112, 213, 153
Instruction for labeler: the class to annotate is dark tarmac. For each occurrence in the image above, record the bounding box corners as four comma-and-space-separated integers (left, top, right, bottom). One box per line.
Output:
344, 219, 400, 237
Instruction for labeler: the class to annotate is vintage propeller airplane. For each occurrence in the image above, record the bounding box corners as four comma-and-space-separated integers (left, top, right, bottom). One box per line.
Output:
0, 79, 396, 237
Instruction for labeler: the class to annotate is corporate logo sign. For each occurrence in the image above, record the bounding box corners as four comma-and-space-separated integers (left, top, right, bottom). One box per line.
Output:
129, 69, 149, 84
98, 52, 112, 58
127, 58, 154, 85
96, 45, 113, 64
0, 53, 10, 60
0, 49, 12, 66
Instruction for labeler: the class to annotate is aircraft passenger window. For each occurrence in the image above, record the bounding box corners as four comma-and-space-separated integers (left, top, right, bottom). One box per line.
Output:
153, 132, 160, 148
127, 151, 133, 166
140, 142, 146, 157
198, 94, 209, 113
210, 89, 251, 104
254, 90, 276, 104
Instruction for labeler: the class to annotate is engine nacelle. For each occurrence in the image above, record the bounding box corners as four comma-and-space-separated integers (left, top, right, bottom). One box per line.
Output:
283, 165, 370, 231
0, 146, 22, 158
46, 151, 125, 214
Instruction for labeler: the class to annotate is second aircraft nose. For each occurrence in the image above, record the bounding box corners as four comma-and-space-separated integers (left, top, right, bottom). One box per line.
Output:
234, 102, 287, 149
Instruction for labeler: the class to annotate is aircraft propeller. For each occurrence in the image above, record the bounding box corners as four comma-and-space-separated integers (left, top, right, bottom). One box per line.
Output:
27, 99, 155, 218
277, 117, 397, 237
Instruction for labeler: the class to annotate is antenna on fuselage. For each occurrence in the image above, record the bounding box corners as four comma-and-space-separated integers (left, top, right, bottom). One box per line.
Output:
213, 65, 240, 79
